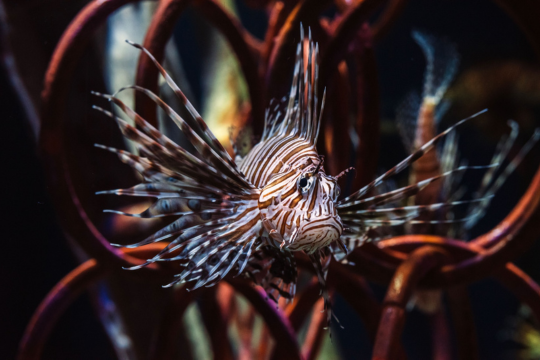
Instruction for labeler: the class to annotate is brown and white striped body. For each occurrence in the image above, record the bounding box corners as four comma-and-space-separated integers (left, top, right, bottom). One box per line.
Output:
236, 132, 342, 253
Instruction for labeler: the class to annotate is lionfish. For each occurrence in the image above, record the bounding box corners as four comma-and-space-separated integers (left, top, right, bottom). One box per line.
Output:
93, 28, 492, 322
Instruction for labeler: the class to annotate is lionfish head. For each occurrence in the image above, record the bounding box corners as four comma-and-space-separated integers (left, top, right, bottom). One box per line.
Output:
259, 157, 343, 253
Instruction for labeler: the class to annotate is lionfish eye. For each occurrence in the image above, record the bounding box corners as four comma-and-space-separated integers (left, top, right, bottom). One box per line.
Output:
299, 177, 308, 188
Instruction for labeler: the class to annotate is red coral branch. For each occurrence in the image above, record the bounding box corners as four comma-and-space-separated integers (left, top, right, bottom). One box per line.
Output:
373, 246, 450, 360
228, 279, 302, 359
148, 286, 197, 360
446, 286, 479, 360
18, 260, 107, 360
40, 0, 157, 272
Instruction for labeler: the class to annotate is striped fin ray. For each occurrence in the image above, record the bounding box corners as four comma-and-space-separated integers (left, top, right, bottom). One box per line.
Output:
339, 109, 488, 205
335, 204, 482, 260
277, 41, 302, 138
339, 196, 494, 254
264, 25, 324, 145
113, 213, 241, 249
339, 196, 493, 221
470, 121, 519, 199
96, 183, 229, 200
338, 164, 496, 210
439, 129, 461, 201
114, 85, 253, 190
96, 183, 183, 198
148, 203, 263, 290
464, 126, 540, 231
91, 104, 232, 189
93, 93, 250, 193
262, 97, 286, 142
103, 193, 235, 218
94, 144, 240, 197
92, 98, 196, 168
338, 222, 419, 251
125, 40, 237, 168
350, 215, 487, 227
117, 196, 262, 289
93, 45, 267, 289
334, 217, 455, 260
94, 91, 186, 154
96, 148, 262, 282
94, 144, 188, 183
309, 250, 338, 331
103, 207, 231, 219
332, 235, 366, 261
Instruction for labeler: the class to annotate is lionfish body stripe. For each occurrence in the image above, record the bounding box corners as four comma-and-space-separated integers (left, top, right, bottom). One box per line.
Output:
96, 27, 492, 317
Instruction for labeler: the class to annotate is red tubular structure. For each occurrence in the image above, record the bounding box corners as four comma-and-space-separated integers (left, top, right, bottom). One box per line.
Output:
18, 260, 107, 360
373, 247, 450, 360
497, 263, 540, 322
16, 0, 540, 358
149, 286, 196, 360
300, 298, 326, 360
18, 248, 302, 360
197, 286, 235, 360
325, 59, 351, 177
371, 0, 409, 41
39, 0, 159, 272
446, 287, 479, 360
228, 279, 302, 359
351, 24, 380, 190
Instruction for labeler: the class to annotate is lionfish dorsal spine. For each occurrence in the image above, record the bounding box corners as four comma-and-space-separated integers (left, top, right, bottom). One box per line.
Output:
125, 40, 238, 167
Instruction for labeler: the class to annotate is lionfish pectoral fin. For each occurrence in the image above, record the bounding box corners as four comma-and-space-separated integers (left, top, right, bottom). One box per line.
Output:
93, 41, 271, 290
339, 110, 488, 207
124, 39, 238, 169
464, 126, 540, 231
